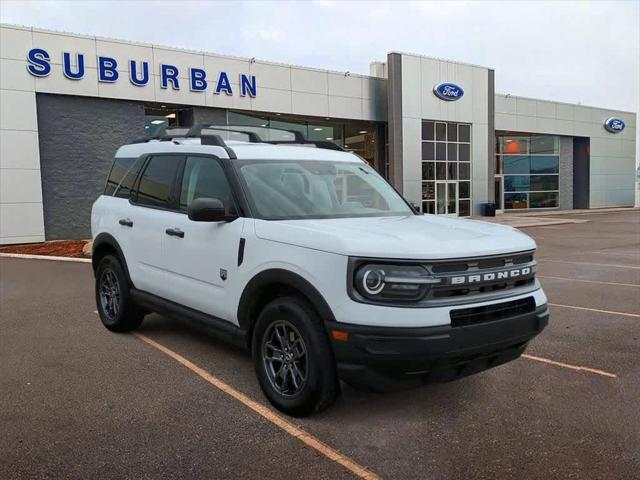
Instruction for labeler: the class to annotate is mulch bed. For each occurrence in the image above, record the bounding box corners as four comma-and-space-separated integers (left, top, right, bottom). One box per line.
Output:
0, 240, 91, 258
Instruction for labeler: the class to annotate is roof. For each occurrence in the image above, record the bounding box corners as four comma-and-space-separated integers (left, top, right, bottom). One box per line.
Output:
116, 140, 364, 163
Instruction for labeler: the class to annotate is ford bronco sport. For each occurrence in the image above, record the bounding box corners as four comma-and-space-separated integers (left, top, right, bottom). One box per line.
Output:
92, 125, 548, 416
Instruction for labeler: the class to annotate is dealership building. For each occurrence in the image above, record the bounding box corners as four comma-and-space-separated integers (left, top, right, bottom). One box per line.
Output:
0, 23, 637, 244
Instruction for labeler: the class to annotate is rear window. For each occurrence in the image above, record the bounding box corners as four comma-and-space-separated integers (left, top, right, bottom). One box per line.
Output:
104, 157, 144, 198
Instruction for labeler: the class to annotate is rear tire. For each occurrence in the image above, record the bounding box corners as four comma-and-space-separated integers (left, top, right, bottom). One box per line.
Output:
95, 254, 144, 332
252, 296, 338, 417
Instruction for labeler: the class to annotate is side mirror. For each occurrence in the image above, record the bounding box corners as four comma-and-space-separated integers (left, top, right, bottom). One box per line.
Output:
187, 197, 237, 222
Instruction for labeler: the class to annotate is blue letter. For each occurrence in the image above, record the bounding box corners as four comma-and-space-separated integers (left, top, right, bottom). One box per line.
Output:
160, 64, 180, 90
215, 71, 233, 95
26, 48, 51, 77
62, 52, 85, 80
129, 60, 149, 86
190, 68, 207, 91
239, 74, 257, 97
98, 56, 119, 82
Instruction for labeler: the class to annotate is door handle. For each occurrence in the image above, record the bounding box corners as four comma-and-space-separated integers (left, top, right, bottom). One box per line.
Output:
165, 227, 184, 238
119, 218, 133, 227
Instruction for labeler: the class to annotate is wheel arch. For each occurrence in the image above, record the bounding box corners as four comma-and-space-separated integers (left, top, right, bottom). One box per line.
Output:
237, 269, 337, 343
92, 233, 134, 286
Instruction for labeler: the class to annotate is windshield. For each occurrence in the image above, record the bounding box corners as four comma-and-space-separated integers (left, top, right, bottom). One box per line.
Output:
236, 159, 414, 220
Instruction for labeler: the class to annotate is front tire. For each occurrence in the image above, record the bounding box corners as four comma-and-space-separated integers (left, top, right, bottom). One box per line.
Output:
95, 254, 144, 332
252, 296, 338, 417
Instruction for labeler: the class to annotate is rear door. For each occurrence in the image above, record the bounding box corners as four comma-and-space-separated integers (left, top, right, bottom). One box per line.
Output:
97, 155, 145, 265
160, 155, 245, 322
127, 154, 183, 297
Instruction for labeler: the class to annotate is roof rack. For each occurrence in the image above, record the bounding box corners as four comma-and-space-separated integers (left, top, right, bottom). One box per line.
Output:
131, 123, 345, 152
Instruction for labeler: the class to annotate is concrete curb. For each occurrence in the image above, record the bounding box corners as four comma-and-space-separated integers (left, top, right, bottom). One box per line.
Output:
0, 252, 91, 263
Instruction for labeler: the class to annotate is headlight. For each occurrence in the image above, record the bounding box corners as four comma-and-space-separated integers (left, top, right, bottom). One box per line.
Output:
353, 264, 439, 302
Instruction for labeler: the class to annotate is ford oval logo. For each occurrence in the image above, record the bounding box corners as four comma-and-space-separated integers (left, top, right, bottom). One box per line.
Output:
433, 83, 464, 101
604, 117, 625, 133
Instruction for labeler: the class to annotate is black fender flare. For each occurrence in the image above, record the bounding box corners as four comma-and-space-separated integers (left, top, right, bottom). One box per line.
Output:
92, 232, 134, 286
236, 268, 337, 332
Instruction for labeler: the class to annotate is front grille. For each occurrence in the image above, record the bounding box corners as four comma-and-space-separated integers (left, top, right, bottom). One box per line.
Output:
426, 251, 536, 301
450, 297, 536, 327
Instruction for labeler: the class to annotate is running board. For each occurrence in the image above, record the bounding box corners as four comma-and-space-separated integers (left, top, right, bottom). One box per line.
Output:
130, 289, 248, 349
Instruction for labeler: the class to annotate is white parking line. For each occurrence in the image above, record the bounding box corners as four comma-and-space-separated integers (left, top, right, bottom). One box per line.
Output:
538, 275, 639, 288
135, 333, 380, 480
549, 303, 640, 318
0, 252, 91, 263
538, 258, 640, 270
522, 354, 617, 378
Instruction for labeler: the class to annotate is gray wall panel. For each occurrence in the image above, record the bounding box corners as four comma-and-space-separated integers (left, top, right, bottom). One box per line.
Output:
37, 94, 145, 240
559, 136, 574, 210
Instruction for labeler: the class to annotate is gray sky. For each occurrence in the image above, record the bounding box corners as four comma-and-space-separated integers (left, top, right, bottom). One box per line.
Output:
1, 0, 638, 113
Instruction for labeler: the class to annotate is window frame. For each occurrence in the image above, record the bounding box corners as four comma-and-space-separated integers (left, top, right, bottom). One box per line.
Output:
175, 154, 242, 216
130, 153, 186, 212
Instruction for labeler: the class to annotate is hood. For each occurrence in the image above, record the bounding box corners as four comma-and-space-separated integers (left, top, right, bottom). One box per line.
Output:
254, 215, 536, 259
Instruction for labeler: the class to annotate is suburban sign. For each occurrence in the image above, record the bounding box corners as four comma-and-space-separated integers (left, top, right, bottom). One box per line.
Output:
25, 48, 257, 97
604, 117, 625, 134
433, 82, 464, 101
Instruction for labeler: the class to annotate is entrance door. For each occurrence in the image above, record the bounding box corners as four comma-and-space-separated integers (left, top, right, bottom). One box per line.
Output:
436, 181, 458, 216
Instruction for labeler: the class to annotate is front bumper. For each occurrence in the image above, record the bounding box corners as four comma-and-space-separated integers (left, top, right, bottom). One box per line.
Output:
327, 303, 549, 391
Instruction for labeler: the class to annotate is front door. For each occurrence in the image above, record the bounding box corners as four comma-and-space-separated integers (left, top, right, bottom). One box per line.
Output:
161, 155, 245, 323
436, 181, 458, 216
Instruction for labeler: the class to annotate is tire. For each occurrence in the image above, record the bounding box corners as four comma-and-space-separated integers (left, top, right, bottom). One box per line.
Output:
95, 254, 144, 333
252, 296, 338, 417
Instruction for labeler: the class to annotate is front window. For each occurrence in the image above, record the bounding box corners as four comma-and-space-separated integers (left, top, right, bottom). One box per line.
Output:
235, 160, 413, 220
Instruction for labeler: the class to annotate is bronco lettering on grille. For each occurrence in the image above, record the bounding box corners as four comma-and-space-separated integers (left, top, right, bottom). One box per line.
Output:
450, 267, 531, 285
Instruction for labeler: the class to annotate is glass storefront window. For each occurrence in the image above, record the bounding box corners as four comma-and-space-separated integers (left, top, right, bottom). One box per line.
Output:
503, 156, 530, 174
496, 134, 560, 210
422, 162, 435, 180
530, 155, 559, 173
500, 136, 529, 154
529, 192, 559, 208
459, 163, 470, 180
530, 135, 559, 154
458, 143, 470, 162
458, 124, 471, 143
421, 120, 472, 216
504, 175, 530, 192
504, 193, 528, 209
422, 122, 435, 141
422, 142, 435, 160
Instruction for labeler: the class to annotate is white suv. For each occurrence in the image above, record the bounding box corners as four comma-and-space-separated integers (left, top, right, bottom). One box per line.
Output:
92, 125, 548, 416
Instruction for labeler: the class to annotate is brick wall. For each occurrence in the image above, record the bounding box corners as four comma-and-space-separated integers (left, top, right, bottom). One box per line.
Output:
36, 94, 146, 240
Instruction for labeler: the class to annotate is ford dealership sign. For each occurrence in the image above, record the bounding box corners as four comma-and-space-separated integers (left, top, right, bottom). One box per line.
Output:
26, 48, 257, 97
604, 117, 625, 134
433, 83, 464, 101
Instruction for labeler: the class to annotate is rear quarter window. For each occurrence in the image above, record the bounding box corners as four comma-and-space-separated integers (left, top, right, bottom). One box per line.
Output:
104, 157, 144, 198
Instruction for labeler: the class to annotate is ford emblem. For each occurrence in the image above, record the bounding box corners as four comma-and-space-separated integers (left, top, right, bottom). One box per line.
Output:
604, 117, 625, 133
433, 83, 464, 101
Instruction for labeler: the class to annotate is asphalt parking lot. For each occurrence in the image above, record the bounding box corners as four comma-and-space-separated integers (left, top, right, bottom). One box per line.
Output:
1, 210, 639, 480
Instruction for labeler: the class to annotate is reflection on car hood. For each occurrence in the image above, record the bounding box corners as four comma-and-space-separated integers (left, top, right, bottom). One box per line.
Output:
254, 215, 536, 259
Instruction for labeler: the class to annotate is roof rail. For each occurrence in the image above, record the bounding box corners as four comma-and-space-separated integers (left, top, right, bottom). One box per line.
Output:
186, 124, 263, 143
184, 124, 344, 151
132, 126, 190, 144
